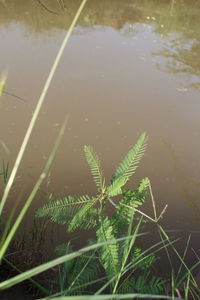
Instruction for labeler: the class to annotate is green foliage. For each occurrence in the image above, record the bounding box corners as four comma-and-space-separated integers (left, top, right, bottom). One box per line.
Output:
66, 255, 101, 295
131, 247, 156, 270
0, 161, 9, 185
84, 145, 106, 192
36, 133, 166, 296
112, 132, 147, 184
107, 176, 127, 197
119, 275, 166, 294
96, 217, 119, 281
56, 243, 101, 295
111, 178, 149, 231
68, 198, 98, 232
36, 195, 97, 230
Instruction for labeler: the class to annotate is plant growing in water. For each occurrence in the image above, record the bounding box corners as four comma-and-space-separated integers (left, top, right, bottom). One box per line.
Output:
36, 133, 166, 296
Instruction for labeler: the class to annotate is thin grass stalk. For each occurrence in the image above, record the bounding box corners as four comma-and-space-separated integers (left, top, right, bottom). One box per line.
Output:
0, 140, 10, 155
0, 188, 27, 251
158, 226, 200, 297
171, 271, 175, 300
188, 286, 200, 300
95, 237, 177, 295
0, 199, 17, 248
184, 274, 190, 300
176, 260, 200, 290
157, 225, 196, 285
0, 73, 7, 97
176, 235, 191, 282
0, 0, 88, 216
149, 181, 157, 220
1, 161, 9, 184
3, 91, 26, 102
0, 236, 135, 290
175, 289, 183, 300
48, 276, 108, 299
157, 225, 174, 276
112, 216, 143, 294
59, 276, 108, 298
191, 248, 200, 261
65, 251, 97, 293
3, 257, 50, 296
0, 118, 67, 261
37, 294, 173, 300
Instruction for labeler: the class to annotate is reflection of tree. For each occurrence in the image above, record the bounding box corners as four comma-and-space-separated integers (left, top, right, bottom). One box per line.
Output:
1, 0, 200, 87
0, 0, 145, 33
150, 0, 200, 90
1, 0, 200, 35
155, 40, 200, 89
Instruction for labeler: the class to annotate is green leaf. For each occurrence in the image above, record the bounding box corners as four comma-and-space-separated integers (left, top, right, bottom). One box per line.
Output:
68, 198, 98, 232
107, 177, 127, 197
111, 178, 149, 231
65, 254, 101, 295
96, 217, 119, 281
131, 247, 156, 270
112, 133, 147, 183
119, 275, 165, 294
84, 145, 105, 192
36, 195, 92, 225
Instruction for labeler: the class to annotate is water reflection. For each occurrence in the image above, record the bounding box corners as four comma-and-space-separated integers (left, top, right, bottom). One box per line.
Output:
150, 0, 200, 90
1, 0, 200, 89
0, 0, 191, 32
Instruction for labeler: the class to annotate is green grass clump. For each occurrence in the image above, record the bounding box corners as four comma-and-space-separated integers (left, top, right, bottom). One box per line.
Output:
0, 0, 199, 299
36, 133, 167, 296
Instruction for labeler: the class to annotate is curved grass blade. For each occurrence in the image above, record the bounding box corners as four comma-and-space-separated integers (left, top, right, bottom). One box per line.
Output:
0, 73, 7, 97
37, 293, 172, 300
0, 118, 67, 261
0, 236, 134, 290
0, 0, 88, 216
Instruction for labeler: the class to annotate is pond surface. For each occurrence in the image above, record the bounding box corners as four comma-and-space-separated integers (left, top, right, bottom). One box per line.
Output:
0, 0, 200, 257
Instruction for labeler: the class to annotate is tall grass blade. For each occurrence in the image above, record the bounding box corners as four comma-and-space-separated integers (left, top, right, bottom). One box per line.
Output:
0, 140, 10, 155
112, 217, 143, 293
38, 294, 172, 300
0, 118, 67, 261
0, 0, 88, 215
158, 225, 196, 284
0, 73, 7, 97
0, 236, 134, 290
3, 258, 50, 296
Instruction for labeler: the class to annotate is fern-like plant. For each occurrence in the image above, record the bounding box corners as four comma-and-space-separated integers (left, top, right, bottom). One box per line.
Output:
36, 133, 166, 295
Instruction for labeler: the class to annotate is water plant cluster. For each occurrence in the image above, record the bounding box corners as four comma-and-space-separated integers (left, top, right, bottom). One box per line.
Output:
0, 0, 199, 299
36, 132, 167, 295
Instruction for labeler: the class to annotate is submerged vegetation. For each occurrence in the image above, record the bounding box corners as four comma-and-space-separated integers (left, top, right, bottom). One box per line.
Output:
0, 0, 200, 299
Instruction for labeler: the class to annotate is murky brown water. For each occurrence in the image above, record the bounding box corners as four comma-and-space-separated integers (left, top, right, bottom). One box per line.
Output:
0, 0, 200, 256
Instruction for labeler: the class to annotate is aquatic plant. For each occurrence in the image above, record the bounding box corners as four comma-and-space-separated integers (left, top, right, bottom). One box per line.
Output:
0, 0, 88, 297
36, 133, 167, 296
0, 0, 199, 299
